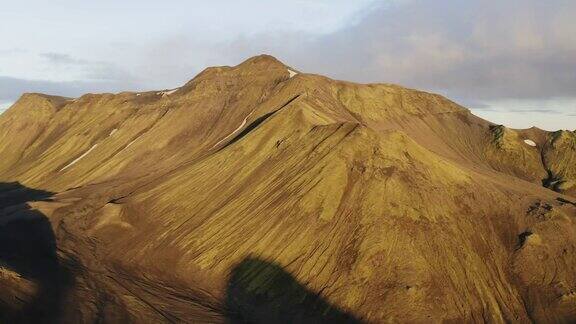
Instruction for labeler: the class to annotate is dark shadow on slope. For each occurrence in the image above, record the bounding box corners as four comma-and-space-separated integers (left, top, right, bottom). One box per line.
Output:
0, 182, 53, 207
517, 231, 533, 249
222, 111, 276, 150
225, 257, 363, 324
541, 169, 564, 192
539, 149, 567, 194
220, 94, 302, 150
0, 182, 73, 324
557, 197, 576, 207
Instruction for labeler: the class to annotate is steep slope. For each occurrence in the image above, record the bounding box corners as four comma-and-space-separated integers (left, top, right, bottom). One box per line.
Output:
0, 94, 68, 173
0, 55, 575, 323
542, 131, 576, 196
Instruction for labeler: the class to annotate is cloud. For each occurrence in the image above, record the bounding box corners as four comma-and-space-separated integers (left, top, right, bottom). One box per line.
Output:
40, 52, 137, 82
212, 0, 576, 104
0, 48, 27, 56
41, 52, 83, 65
508, 109, 564, 114
0, 52, 146, 103
0, 76, 142, 102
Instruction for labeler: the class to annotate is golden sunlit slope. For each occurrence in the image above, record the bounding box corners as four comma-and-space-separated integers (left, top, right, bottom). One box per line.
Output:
0, 55, 575, 323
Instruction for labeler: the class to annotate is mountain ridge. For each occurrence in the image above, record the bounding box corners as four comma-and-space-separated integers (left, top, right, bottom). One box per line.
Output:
0, 55, 575, 323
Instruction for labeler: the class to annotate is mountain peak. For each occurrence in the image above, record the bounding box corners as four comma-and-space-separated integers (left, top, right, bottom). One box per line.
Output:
236, 54, 299, 75
240, 54, 287, 67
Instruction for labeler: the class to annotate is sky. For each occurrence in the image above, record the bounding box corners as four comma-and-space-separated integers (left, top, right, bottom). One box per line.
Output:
1, 0, 574, 131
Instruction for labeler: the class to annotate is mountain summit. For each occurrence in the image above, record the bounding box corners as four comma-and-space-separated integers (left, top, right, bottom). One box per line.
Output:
0, 55, 575, 323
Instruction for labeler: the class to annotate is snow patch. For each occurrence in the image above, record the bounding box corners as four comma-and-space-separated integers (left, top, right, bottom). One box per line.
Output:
60, 144, 99, 171
109, 129, 118, 136
524, 139, 537, 147
136, 93, 141, 96
126, 138, 139, 148
159, 88, 180, 97
211, 110, 255, 148
288, 69, 298, 78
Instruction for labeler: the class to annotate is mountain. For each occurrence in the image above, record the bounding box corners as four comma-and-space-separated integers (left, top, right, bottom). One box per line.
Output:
0, 55, 575, 323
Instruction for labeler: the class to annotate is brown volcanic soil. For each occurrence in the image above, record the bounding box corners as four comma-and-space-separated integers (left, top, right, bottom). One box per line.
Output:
0, 55, 575, 323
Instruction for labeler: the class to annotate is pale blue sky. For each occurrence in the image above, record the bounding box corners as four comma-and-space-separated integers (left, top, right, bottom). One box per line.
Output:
1, 0, 574, 130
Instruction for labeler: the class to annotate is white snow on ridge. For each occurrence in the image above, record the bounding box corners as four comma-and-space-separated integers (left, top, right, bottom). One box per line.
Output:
60, 144, 99, 171
524, 139, 537, 147
288, 69, 298, 78
109, 129, 118, 136
126, 135, 144, 149
158, 88, 180, 97
211, 111, 255, 149
126, 139, 137, 148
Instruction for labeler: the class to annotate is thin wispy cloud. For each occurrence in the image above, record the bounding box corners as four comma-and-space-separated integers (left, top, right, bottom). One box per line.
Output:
508, 109, 564, 114
214, 0, 576, 102
41, 53, 85, 65
0, 76, 142, 103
